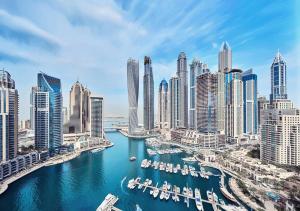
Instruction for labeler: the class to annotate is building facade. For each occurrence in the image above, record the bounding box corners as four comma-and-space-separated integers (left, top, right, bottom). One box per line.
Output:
242, 69, 258, 134
270, 51, 287, 103
225, 69, 244, 140
258, 96, 269, 127
90, 96, 103, 139
196, 72, 218, 133
30, 86, 37, 131
35, 73, 62, 151
158, 79, 168, 129
127, 58, 139, 135
143, 56, 154, 131
0, 70, 18, 162
169, 77, 179, 129
177, 52, 188, 128
68, 81, 91, 134
261, 107, 300, 166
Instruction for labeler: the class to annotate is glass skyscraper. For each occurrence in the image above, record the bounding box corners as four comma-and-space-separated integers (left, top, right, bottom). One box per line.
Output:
242, 69, 258, 134
270, 51, 287, 103
143, 56, 154, 131
35, 72, 62, 151
0, 70, 18, 162
158, 79, 168, 129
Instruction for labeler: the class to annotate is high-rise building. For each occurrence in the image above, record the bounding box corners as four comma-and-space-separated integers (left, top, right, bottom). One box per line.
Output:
127, 58, 139, 135
225, 69, 244, 140
189, 59, 208, 130
0, 70, 18, 162
217, 42, 232, 133
169, 77, 179, 129
270, 51, 287, 103
158, 79, 168, 129
90, 95, 103, 139
35, 72, 62, 151
68, 81, 91, 134
62, 107, 69, 125
143, 56, 154, 131
30, 86, 37, 130
242, 69, 258, 134
261, 107, 300, 166
196, 72, 218, 133
177, 52, 188, 128
257, 96, 269, 127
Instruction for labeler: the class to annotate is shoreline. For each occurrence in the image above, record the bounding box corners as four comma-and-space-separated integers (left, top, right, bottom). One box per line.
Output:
0, 144, 111, 196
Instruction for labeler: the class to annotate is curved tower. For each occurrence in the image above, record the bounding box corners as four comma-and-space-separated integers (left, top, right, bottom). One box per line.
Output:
127, 58, 139, 135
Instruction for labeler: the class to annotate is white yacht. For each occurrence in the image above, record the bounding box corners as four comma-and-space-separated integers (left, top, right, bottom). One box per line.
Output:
195, 188, 203, 211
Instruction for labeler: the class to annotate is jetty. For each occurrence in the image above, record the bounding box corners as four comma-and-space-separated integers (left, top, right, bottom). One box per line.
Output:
96, 193, 121, 211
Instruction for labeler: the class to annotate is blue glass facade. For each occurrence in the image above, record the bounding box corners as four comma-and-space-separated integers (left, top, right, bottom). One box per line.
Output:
37, 73, 62, 151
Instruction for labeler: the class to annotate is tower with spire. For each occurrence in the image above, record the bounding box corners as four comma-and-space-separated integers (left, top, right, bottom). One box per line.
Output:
270, 50, 287, 103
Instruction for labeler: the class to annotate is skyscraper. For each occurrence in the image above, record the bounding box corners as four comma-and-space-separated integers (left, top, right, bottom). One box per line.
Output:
189, 59, 206, 130
30, 86, 37, 130
169, 77, 179, 129
158, 79, 168, 129
35, 72, 62, 151
90, 95, 103, 139
242, 69, 258, 134
68, 81, 91, 133
257, 96, 269, 127
143, 56, 154, 131
62, 107, 69, 125
0, 70, 18, 162
217, 42, 232, 133
270, 51, 287, 103
177, 52, 188, 128
196, 72, 218, 133
225, 69, 244, 140
127, 58, 139, 135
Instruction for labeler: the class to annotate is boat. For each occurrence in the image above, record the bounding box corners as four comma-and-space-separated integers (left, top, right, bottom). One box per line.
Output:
213, 192, 219, 203
96, 194, 118, 211
182, 157, 197, 162
91, 147, 104, 153
153, 188, 159, 198
127, 179, 135, 189
207, 190, 213, 201
195, 188, 203, 211
219, 199, 226, 206
165, 192, 170, 200
129, 156, 136, 161
160, 191, 165, 200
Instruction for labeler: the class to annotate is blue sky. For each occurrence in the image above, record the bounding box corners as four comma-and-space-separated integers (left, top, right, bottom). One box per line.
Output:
0, 0, 299, 120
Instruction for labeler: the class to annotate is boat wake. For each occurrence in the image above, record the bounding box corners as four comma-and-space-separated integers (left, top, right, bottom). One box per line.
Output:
120, 176, 129, 195
136, 204, 142, 211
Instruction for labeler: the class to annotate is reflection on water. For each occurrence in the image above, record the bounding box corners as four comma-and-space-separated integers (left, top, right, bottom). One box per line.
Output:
0, 131, 248, 211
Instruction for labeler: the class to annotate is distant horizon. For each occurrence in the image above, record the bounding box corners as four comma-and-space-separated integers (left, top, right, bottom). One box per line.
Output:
0, 0, 299, 121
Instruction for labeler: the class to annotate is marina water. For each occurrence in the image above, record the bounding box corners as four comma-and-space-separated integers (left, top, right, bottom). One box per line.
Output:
0, 131, 249, 211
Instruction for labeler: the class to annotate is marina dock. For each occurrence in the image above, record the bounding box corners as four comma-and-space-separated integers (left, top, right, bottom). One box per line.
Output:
96, 194, 122, 211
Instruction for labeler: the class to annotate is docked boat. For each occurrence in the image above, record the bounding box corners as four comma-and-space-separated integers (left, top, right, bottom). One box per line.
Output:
129, 156, 136, 161
213, 192, 219, 203
207, 190, 213, 201
195, 188, 204, 211
127, 179, 135, 189
96, 194, 118, 211
91, 147, 104, 153
153, 188, 159, 198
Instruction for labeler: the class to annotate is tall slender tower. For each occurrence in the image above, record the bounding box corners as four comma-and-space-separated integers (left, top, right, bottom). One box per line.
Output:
30, 86, 37, 130
69, 81, 91, 133
158, 79, 168, 129
0, 70, 18, 162
177, 52, 188, 128
35, 72, 62, 151
90, 95, 104, 139
169, 77, 179, 129
242, 69, 258, 134
217, 41, 232, 132
143, 56, 154, 131
270, 51, 287, 103
127, 58, 139, 135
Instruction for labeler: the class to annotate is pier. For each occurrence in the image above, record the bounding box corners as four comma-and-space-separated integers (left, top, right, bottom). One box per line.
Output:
96, 194, 122, 211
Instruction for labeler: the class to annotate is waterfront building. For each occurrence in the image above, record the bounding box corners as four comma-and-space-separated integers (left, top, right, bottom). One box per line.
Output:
127, 58, 139, 135
158, 79, 168, 129
225, 69, 244, 141
30, 86, 37, 130
258, 96, 269, 127
242, 69, 258, 134
189, 59, 209, 129
261, 107, 300, 166
177, 52, 188, 128
169, 77, 179, 129
0, 70, 18, 162
68, 81, 91, 134
143, 56, 154, 131
35, 72, 63, 151
270, 51, 287, 103
196, 72, 218, 133
217, 42, 232, 133
90, 96, 104, 139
